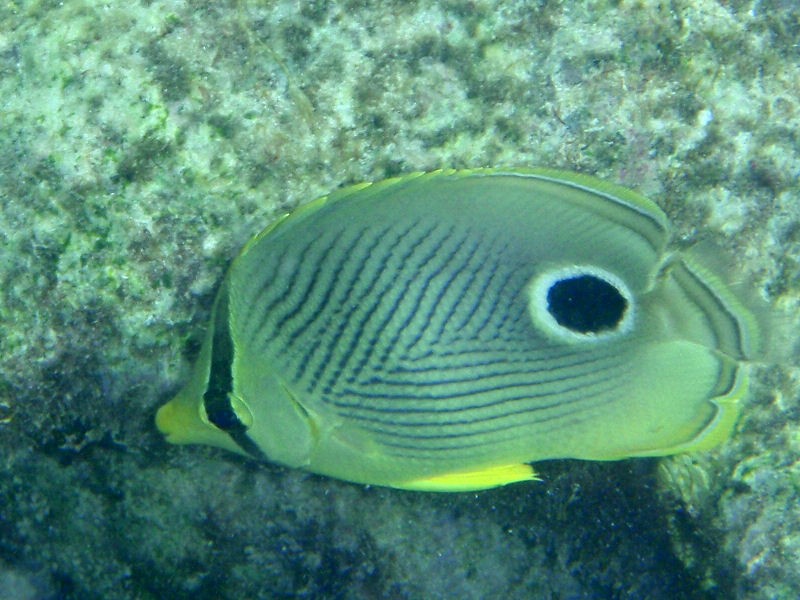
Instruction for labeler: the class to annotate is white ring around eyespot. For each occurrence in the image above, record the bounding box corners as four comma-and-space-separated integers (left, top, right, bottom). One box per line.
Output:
527, 265, 635, 343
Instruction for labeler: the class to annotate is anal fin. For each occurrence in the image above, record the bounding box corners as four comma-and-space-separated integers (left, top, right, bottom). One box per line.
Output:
397, 463, 539, 492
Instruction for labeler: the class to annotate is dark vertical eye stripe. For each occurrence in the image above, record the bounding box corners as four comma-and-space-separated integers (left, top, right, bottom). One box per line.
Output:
201, 279, 266, 459
203, 279, 235, 419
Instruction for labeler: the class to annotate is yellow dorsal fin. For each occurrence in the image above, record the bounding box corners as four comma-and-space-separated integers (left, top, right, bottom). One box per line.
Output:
396, 463, 539, 492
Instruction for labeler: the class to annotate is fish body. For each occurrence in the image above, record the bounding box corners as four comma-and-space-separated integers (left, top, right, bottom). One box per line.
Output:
157, 168, 760, 491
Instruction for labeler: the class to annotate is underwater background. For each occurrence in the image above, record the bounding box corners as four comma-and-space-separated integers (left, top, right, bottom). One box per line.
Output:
1, 1, 799, 598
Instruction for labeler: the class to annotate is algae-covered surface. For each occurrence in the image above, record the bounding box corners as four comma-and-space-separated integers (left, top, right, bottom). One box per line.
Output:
1, 1, 799, 598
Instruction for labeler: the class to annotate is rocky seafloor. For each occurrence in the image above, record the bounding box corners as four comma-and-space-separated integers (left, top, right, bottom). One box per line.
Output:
1, 1, 798, 598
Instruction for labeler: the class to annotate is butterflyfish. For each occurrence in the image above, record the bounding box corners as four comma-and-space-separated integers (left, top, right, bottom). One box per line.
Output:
156, 168, 764, 491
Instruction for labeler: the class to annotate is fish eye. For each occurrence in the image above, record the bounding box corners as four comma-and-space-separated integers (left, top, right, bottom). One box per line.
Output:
527, 266, 634, 342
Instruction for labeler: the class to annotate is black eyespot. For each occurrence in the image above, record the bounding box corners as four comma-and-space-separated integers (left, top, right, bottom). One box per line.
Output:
546, 274, 628, 334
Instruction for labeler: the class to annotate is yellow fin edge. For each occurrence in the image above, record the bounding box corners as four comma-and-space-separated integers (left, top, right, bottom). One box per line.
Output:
395, 463, 539, 492
605, 367, 748, 460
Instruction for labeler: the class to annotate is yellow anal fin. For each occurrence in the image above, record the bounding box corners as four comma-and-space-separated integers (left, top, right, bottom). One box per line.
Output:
397, 463, 539, 492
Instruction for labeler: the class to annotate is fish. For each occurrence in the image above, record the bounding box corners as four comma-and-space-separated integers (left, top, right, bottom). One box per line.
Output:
156, 168, 764, 491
